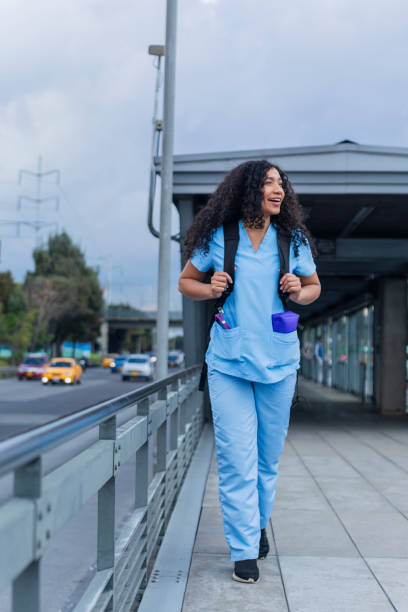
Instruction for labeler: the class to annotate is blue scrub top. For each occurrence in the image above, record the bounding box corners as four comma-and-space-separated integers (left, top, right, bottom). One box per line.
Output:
190, 219, 316, 384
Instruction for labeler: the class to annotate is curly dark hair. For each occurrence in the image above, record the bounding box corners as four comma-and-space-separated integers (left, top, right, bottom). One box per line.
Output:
183, 160, 317, 264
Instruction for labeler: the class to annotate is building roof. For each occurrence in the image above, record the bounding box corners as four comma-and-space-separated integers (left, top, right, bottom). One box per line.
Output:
164, 140, 408, 196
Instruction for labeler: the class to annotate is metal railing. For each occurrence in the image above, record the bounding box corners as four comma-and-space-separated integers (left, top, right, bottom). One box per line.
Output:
0, 365, 204, 611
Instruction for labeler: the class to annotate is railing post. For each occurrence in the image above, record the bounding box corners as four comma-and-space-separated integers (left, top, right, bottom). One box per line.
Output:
135, 397, 150, 592
97, 416, 117, 611
157, 384, 168, 541
157, 384, 168, 472
12, 456, 42, 612
136, 397, 150, 509
179, 374, 186, 435
169, 379, 180, 451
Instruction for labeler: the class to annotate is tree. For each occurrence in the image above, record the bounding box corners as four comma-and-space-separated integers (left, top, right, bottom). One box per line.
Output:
25, 232, 104, 354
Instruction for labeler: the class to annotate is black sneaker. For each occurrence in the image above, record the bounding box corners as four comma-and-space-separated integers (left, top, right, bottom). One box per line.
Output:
232, 559, 260, 583
258, 528, 270, 560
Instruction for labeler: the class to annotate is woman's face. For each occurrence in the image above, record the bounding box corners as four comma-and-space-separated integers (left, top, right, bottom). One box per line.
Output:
261, 167, 285, 217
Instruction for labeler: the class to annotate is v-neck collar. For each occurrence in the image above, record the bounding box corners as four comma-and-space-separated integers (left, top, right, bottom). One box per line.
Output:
239, 219, 272, 255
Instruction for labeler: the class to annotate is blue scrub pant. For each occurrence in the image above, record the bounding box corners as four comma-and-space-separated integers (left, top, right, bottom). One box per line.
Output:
207, 367, 297, 561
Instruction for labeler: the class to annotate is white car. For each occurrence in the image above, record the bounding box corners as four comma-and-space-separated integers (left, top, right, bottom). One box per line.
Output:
168, 350, 185, 367
122, 354, 154, 381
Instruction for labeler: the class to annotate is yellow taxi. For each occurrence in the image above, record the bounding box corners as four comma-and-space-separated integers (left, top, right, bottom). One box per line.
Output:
103, 353, 118, 368
42, 358, 83, 385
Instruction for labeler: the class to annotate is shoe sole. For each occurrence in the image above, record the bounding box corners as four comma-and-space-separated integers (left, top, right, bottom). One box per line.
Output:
232, 572, 260, 584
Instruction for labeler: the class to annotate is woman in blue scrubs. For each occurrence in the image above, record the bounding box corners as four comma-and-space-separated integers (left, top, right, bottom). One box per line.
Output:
178, 160, 321, 584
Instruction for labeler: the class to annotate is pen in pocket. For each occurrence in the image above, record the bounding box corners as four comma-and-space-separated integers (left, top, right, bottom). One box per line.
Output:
215, 313, 231, 329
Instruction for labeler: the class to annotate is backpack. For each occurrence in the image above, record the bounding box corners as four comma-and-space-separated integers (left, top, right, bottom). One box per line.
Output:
198, 219, 293, 391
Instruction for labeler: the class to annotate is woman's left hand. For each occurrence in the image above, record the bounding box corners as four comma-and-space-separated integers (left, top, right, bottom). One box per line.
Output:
280, 273, 302, 302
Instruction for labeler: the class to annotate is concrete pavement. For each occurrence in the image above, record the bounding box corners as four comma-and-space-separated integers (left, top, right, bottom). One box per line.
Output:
182, 378, 408, 612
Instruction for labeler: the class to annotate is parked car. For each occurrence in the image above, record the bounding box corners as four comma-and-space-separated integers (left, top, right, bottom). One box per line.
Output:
110, 355, 127, 373
168, 350, 184, 367
102, 353, 118, 368
18, 354, 49, 380
122, 354, 154, 381
42, 358, 83, 385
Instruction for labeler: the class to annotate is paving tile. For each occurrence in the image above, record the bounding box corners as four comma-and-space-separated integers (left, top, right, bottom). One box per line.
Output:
316, 476, 393, 512
274, 476, 329, 511
271, 508, 358, 557
277, 453, 310, 477
298, 454, 358, 478
280, 437, 297, 456
336, 509, 408, 558
286, 431, 336, 456
201, 473, 220, 507
373, 476, 408, 513
348, 430, 408, 457
182, 552, 287, 612
380, 429, 408, 446
366, 557, 408, 612
280, 556, 394, 612
193, 505, 229, 555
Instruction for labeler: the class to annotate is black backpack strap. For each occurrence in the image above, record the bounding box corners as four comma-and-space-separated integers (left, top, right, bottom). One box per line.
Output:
221, 220, 239, 296
276, 225, 292, 311
198, 220, 239, 391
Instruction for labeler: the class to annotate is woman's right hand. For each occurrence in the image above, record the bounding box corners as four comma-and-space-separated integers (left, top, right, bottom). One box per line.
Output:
209, 271, 233, 299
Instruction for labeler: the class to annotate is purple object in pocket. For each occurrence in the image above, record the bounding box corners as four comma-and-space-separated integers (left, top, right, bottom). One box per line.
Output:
271, 311, 299, 333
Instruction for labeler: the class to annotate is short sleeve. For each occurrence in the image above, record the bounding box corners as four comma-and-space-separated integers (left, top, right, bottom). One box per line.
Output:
290, 236, 316, 276
190, 244, 213, 272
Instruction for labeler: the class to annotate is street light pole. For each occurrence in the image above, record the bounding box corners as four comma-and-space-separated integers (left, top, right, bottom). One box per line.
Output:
156, 0, 177, 380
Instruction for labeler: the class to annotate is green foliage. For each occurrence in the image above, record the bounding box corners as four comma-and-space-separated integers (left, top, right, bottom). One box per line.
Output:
89, 352, 102, 365
32, 232, 87, 277
8, 285, 27, 314
169, 335, 184, 351
0, 233, 104, 361
123, 329, 152, 353
0, 271, 15, 312
0, 272, 33, 362
26, 232, 104, 352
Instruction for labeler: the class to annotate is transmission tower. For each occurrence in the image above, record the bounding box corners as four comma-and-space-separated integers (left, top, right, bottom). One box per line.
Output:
18, 156, 60, 247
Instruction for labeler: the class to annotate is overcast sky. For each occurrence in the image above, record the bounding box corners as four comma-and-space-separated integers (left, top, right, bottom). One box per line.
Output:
0, 0, 407, 309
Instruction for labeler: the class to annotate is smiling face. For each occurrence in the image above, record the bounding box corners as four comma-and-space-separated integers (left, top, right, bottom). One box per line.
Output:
261, 167, 285, 217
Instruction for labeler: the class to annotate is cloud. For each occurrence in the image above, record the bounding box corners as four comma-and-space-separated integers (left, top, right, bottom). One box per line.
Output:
0, 0, 407, 310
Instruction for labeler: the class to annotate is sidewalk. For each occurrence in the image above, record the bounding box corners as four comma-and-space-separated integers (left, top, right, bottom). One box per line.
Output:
182, 378, 408, 612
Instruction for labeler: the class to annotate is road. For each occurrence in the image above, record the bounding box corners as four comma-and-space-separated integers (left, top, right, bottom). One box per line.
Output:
0, 366, 163, 441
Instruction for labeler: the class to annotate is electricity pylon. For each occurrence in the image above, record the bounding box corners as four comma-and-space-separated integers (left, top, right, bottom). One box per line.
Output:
18, 156, 60, 247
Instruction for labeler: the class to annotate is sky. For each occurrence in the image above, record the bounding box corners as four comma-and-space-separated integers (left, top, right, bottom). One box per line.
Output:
0, 0, 407, 310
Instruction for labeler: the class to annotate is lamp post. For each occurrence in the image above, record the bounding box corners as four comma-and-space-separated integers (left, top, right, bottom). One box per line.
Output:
155, 0, 178, 380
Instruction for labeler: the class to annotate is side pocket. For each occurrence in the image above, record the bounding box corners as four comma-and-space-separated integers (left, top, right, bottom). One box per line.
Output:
211, 324, 242, 362
269, 331, 300, 366
272, 330, 298, 343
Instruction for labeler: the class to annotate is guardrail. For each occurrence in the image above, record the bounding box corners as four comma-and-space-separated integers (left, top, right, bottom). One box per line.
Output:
0, 366, 18, 379
0, 365, 203, 611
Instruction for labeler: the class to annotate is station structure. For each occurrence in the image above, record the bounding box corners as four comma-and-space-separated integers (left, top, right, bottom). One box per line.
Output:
171, 140, 408, 415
